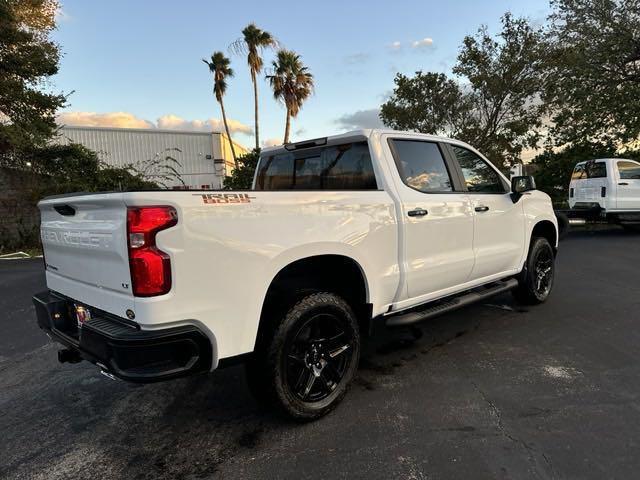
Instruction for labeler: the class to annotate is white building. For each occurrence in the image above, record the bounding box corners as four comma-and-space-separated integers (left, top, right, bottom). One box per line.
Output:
57, 125, 247, 189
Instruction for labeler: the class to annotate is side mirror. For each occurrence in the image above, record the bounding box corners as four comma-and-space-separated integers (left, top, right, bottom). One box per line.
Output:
510, 175, 536, 203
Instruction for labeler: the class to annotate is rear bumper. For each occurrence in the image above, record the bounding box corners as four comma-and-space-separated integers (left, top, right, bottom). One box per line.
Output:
32, 290, 213, 383
563, 204, 606, 221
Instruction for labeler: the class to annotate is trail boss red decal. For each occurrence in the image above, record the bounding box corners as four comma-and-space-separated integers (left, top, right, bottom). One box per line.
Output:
195, 193, 256, 204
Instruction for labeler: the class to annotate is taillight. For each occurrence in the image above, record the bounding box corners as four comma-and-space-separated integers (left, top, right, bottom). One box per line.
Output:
127, 206, 178, 297
601, 186, 607, 197
569, 188, 574, 198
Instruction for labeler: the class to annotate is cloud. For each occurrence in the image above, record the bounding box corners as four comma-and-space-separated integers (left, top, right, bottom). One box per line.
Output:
156, 114, 252, 135
389, 38, 434, 54
412, 37, 434, 49
335, 108, 384, 130
57, 111, 154, 129
57, 111, 252, 135
55, 5, 71, 23
377, 90, 393, 102
262, 137, 282, 148
343, 53, 371, 65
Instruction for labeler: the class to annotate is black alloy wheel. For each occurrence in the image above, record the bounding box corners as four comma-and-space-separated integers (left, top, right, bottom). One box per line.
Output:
513, 236, 555, 305
284, 312, 354, 403
245, 292, 361, 420
533, 244, 554, 298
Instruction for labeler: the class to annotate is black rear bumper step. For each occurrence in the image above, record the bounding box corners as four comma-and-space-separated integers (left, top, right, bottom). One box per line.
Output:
32, 290, 212, 383
385, 278, 519, 327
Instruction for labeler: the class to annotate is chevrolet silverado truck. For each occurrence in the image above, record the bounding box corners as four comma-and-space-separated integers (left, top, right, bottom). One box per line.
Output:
33, 129, 558, 420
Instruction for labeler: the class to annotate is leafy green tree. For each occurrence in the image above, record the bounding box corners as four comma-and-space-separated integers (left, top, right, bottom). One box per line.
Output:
231, 24, 277, 150
543, 0, 640, 146
28, 143, 158, 194
381, 14, 545, 170
0, 0, 66, 160
267, 50, 314, 144
203, 52, 238, 168
380, 72, 477, 139
223, 149, 260, 190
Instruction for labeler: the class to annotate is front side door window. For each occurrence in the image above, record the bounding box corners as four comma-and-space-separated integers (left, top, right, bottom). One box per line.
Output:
452, 146, 508, 193
449, 144, 524, 279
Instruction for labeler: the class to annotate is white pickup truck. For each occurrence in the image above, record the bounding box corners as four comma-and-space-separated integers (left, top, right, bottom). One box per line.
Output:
561, 158, 640, 231
33, 129, 558, 420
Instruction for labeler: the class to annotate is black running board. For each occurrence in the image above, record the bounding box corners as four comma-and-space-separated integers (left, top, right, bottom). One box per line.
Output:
385, 278, 519, 327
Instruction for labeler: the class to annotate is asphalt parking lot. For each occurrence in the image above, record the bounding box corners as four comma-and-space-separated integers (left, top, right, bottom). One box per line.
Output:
1, 228, 640, 480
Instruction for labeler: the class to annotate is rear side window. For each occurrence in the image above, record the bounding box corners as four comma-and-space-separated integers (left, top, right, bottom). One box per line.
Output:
452, 146, 508, 193
254, 141, 377, 190
572, 162, 608, 180
389, 140, 453, 193
618, 161, 640, 180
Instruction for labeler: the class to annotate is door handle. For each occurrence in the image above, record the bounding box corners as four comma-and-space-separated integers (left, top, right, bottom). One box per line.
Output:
619, 182, 629, 186
407, 208, 428, 217
53, 204, 76, 216
475, 205, 490, 212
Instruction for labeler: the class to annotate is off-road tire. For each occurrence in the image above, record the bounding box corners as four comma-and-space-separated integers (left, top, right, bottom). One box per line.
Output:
245, 292, 360, 421
512, 237, 555, 305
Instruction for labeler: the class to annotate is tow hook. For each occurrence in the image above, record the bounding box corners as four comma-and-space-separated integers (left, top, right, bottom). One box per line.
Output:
58, 348, 82, 364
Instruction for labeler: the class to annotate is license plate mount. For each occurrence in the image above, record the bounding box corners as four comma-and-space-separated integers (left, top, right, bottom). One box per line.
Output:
74, 304, 91, 329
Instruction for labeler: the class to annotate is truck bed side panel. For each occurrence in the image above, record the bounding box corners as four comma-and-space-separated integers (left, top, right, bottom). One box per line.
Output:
122, 190, 399, 360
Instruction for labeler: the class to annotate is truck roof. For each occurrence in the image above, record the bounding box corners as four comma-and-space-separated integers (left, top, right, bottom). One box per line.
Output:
574, 158, 635, 166
260, 129, 463, 154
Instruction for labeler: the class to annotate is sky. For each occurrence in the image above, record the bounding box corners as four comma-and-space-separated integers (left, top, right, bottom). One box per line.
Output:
52, 0, 550, 149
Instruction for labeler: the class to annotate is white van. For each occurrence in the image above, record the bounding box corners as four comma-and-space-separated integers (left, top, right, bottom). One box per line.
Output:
569, 158, 640, 212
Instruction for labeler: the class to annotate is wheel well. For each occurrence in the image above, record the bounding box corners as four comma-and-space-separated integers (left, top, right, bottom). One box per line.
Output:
532, 220, 557, 252
256, 255, 371, 347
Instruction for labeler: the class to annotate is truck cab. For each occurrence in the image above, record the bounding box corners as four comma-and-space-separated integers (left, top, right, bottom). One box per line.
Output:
569, 158, 640, 212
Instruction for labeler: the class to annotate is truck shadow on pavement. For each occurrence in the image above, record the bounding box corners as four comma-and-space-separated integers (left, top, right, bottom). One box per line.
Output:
1, 293, 523, 480
356, 292, 526, 392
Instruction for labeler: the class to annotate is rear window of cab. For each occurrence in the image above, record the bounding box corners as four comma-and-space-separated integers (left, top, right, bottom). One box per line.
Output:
254, 141, 377, 190
572, 162, 607, 180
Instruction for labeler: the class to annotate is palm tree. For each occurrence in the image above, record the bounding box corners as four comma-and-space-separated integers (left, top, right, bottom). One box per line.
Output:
231, 23, 277, 150
266, 50, 314, 144
202, 51, 238, 169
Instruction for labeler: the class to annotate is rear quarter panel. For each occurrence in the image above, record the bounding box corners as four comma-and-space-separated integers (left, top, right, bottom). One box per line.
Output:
122, 190, 399, 360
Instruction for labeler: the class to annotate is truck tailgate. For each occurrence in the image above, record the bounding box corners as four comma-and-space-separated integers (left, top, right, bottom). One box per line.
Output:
39, 193, 134, 315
